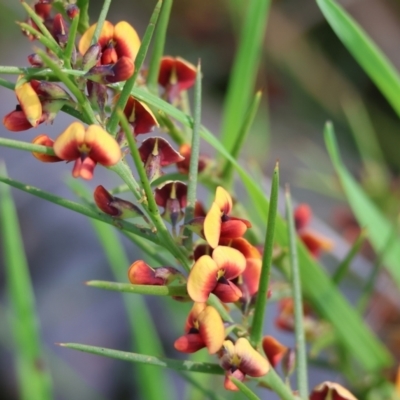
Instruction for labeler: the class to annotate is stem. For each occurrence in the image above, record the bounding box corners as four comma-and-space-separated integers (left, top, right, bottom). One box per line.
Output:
0, 66, 86, 77
285, 186, 308, 398
0, 138, 54, 155
91, 0, 112, 45
258, 368, 297, 400
147, 0, 173, 91
64, 13, 80, 69
250, 163, 279, 348
117, 112, 191, 271
183, 61, 202, 250
107, 0, 162, 136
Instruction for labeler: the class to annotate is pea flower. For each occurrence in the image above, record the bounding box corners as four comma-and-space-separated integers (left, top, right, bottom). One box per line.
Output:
219, 338, 270, 391
174, 303, 225, 354
187, 245, 246, 303
310, 382, 357, 400
128, 260, 184, 286
31, 134, 62, 163
261, 335, 288, 368
53, 122, 121, 180
176, 143, 208, 174
204, 186, 251, 248
158, 56, 197, 102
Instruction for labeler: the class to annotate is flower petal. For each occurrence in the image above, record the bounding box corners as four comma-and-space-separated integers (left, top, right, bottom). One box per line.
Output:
220, 237, 261, 259
262, 336, 288, 368
128, 260, 165, 285
224, 369, 245, 391
175, 57, 197, 91
187, 255, 219, 303
213, 280, 242, 303
15, 82, 42, 127
212, 246, 246, 280
204, 201, 222, 248
84, 124, 121, 166
72, 157, 96, 180
220, 219, 248, 240
31, 134, 62, 162
299, 231, 333, 258
114, 21, 141, 61
93, 185, 119, 216
235, 337, 270, 377
215, 186, 232, 214
294, 203, 312, 231
197, 306, 225, 354
53, 121, 86, 160
3, 109, 36, 132
184, 302, 207, 332
310, 382, 358, 400
78, 20, 114, 55
174, 333, 205, 353
241, 258, 262, 297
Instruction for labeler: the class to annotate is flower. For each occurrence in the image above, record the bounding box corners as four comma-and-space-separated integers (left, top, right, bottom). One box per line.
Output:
138, 137, 184, 182
128, 260, 183, 286
93, 185, 144, 219
187, 245, 246, 303
158, 56, 197, 102
53, 122, 121, 180
174, 303, 225, 354
261, 336, 288, 368
294, 203, 333, 258
204, 186, 251, 248
176, 144, 208, 174
155, 181, 187, 227
310, 382, 358, 400
31, 134, 62, 163
219, 338, 270, 391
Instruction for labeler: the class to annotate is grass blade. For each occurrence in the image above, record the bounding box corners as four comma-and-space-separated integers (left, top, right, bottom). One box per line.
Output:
250, 163, 279, 348
324, 122, 400, 288
0, 164, 52, 400
58, 343, 224, 374
219, 0, 271, 156
285, 187, 308, 398
316, 0, 400, 118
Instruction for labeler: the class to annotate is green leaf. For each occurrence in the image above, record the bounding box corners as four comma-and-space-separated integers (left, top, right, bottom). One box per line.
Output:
316, 0, 400, 118
58, 343, 224, 375
0, 164, 53, 400
324, 122, 400, 288
219, 0, 271, 155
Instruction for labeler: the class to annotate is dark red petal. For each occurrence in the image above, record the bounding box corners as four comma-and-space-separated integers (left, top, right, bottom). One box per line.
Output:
158, 56, 175, 87
93, 185, 120, 216
220, 220, 248, 240
294, 203, 312, 231
128, 260, 165, 285
174, 333, 205, 353
3, 109, 34, 132
213, 281, 242, 303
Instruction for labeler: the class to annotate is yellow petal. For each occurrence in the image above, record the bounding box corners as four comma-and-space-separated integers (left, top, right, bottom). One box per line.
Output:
215, 186, 232, 214
197, 306, 225, 354
53, 121, 86, 160
235, 337, 270, 377
114, 21, 141, 61
212, 246, 246, 279
15, 82, 42, 127
78, 20, 114, 55
204, 201, 222, 248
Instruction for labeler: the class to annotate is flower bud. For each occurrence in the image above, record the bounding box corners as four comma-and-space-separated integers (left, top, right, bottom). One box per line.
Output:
82, 44, 101, 71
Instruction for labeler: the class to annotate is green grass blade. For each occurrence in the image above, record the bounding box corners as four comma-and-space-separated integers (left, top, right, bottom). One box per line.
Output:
220, 90, 262, 187
147, 0, 173, 91
324, 122, 400, 288
229, 378, 260, 400
119, 87, 393, 371
58, 343, 224, 374
285, 187, 308, 398
316, 0, 400, 118
86, 281, 188, 297
0, 164, 53, 400
0, 175, 158, 244
91, 0, 112, 45
250, 163, 279, 348
219, 0, 271, 154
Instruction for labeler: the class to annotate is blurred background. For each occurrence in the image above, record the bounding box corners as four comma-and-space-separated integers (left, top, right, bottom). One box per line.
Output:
1, 0, 400, 398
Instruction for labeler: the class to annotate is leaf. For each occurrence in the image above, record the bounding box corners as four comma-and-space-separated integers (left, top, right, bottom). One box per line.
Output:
316, 0, 400, 118
324, 122, 400, 287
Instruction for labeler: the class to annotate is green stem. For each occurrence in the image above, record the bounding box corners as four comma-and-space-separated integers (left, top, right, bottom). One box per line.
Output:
91, 0, 112, 45
107, 0, 162, 136
0, 66, 85, 77
250, 163, 279, 348
258, 368, 297, 400
86, 281, 188, 297
0, 138, 54, 155
285, 186, 308, 398
183, 61, 202, 250
117, 111, 190, 270
64, 13, 80, 69
0, 77, 15, 90
147, 0, 173, 91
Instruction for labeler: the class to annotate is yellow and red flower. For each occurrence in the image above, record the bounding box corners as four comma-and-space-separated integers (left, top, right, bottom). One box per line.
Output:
128, 260, 183, 286
187, 245, 246, 303
219, 338, 270, 391
204, 186, 251, 248
31, 134, 63, 163
158, 56, 197, 102
310, 382, 357, 400
155, 181, 187, 227
53, 122, 121, 180
174, 302, 225, 354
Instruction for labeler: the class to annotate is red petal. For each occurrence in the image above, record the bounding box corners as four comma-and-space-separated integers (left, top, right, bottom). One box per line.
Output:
93, 185, 120, 216
174, 333, 205, 353
114, 21, 141, 61
212, 246, 246, 280
220, 219, 248, 240
294, 203, 312, 231
3, 109, 35, 132
71, 157, 96, 180
31, 134, 62, 162
310, 382, 358, 400
213, 281, 242, 303
174, 57, 197, 91
128, 260, 165, 285
262, 336, 288, 368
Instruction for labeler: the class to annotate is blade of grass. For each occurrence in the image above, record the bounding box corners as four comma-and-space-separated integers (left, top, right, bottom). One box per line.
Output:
219, 0, 271, 157
58, 343, 224, 374
229, 378, 261, 400
220, 90, 262, 188
86, 281, 187, 297
250, 162, 279, 348
324, 122, 400, 288
316, 0, 400, 118
147, 0, 173, 91
332, 228, 367, 285
107, 0, 162, 136
0, 163, 52, 400
118, 86, 393, 371
285, 186, 308, 398
183, 61, 202, 250
0, 175, 158, 244
91, 0, 112, 45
